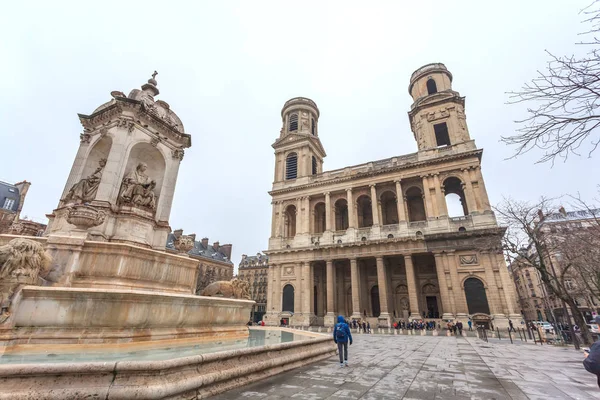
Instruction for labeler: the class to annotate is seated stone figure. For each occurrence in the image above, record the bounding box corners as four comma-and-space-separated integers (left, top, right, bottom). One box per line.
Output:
64, 159, 106, 204
118, 162, 157, 210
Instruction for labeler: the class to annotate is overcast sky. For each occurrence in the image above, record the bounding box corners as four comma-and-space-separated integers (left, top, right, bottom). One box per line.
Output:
1, 1, 598, 272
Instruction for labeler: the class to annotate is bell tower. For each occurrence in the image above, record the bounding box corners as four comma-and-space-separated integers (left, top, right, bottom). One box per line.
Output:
272, 97, 326, 186
407, 63, 474, 155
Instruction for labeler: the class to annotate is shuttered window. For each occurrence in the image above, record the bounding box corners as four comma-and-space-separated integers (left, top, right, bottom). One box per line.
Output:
286, 153, 298, 180
289, 113, 298, 132
311, 156, 317, 175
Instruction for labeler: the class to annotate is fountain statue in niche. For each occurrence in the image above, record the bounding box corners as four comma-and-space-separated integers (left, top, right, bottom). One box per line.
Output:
63, 158, 107, 204
118, 162, 157, 210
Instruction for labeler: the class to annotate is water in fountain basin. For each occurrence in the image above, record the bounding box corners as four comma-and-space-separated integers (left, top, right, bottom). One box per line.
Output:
0, 329, 314, 365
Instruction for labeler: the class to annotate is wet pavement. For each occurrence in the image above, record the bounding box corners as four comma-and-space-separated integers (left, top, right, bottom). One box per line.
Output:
211, 333, 598, 399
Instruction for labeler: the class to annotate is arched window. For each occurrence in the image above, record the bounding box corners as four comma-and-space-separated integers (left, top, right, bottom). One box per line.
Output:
380, 191, 398, 225
334, 199, 349, 231
464, 277, 490, 315
371, 285, 380, 317
427, 78, 437, 95
443, 177, 468, 216
356, 195, 373, 228
289, 113, 298, 132
313, 202, 326, 234
311, 119, 316, 135
285, 153, 297, 180
406, 187, 426, 222
282, 284, 294, 312
312, 156, 317, 175
284, 205, 296, 237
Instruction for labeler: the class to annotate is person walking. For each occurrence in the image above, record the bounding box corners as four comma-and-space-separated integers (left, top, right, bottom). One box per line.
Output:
333, 315, 353, 367
509, 319, 515, 332
456, 321, 463, 336
468, 320, 473, 331
367, 322, 371, 333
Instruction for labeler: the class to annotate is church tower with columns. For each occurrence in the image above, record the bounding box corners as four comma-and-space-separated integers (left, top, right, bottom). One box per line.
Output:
265, 64, 522, 329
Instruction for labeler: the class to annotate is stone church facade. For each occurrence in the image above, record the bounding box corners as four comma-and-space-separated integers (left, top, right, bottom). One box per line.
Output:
264, 63, 521, 328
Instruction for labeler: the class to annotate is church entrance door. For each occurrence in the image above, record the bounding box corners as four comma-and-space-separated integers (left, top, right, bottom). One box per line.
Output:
426, 296, 439, 318
371, 286, 380, 317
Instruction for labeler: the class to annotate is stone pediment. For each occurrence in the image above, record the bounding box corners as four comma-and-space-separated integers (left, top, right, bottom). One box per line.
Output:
272, 133, 326, 157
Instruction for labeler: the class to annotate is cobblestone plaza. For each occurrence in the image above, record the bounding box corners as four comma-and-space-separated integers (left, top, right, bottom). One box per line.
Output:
213, 333, 597, 400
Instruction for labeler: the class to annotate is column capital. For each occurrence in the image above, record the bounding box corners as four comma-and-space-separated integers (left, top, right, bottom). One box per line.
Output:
346, 187, 353, 193
394, 178, 402, 184
375, 256, 384, 263
403, 254, 413, 261
349, 257, 358, 263
369, 183, 376, 188
324, 191, 330, 196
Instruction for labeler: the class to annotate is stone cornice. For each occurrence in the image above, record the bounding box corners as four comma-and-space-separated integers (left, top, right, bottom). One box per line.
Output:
272, 133, 327, 157
408, 94, 465, 119
269, 149, 483, 196
78, 98, 192, 148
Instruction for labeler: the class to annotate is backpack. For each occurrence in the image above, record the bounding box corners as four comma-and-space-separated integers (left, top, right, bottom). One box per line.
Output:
335, 323, 347, 341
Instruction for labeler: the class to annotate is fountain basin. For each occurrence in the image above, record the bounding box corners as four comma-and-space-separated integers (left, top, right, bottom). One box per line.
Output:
1, 286, 254, 346
0, 327, 336, 399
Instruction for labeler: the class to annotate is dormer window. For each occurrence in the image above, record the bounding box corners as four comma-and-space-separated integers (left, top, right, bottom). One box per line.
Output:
2, 198, 15, 210
289, 113, 298, 132
427, 78, 437, 95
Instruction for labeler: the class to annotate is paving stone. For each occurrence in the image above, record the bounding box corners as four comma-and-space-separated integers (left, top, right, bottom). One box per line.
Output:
211, 334, 597, 399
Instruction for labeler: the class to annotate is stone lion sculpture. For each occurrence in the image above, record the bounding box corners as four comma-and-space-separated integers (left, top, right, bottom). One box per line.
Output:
0, 238, 52, 323
200, 279, 250, 300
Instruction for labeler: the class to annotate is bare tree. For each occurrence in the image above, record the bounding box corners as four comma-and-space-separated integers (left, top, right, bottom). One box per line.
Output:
503, 2, 600, 163
559, 195, 600, 303
496, 197, 593, 345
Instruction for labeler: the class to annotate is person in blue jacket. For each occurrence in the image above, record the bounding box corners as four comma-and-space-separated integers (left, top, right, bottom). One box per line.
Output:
333, 315, 353, 367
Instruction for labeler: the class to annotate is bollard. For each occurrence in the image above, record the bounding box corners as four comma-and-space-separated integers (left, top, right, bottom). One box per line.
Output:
496, 327, 501, 340
433, 330, 438, 336
522, 328, 527, 342
421, 329, 426, 336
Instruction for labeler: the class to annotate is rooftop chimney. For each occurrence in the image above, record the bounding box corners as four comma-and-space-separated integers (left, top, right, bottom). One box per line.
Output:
201, 237, 209, 248
221, 244, 233, 259
213, 241, 220, 251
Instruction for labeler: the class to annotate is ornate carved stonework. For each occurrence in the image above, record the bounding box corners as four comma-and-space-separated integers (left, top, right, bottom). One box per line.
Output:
172, 229, 195, 254
172, 149, 184, 161
200, 279, 250, 300
283, 266, 294, 276
459, 254, 479, 266
118, 162, 157, 210
66, 204, 106, 229
64, 158, 107, 204
79, 133, 91, 144
0, 238, 51, 324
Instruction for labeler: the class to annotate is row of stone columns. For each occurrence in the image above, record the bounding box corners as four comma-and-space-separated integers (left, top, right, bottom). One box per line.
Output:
273, 169, 490, 238
268, 250, 516, 326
